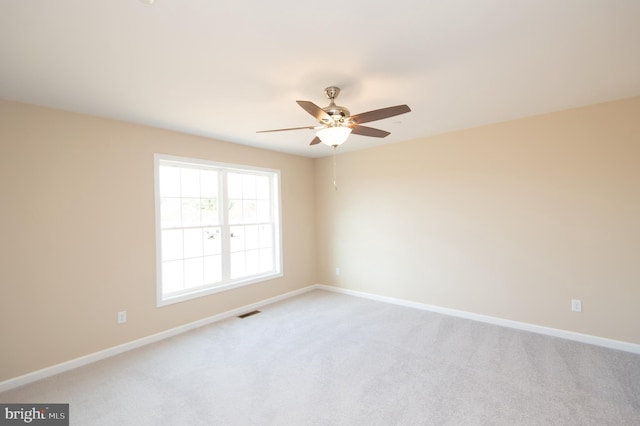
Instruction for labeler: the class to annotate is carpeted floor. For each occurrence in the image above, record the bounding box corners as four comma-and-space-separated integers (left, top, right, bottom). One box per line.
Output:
2, 290, 639, 425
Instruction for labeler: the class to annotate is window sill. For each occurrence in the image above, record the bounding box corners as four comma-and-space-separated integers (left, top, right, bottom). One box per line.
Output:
157, 272, 284, 307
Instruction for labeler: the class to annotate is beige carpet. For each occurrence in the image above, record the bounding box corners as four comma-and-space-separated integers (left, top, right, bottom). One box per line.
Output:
2, 290, 639, 425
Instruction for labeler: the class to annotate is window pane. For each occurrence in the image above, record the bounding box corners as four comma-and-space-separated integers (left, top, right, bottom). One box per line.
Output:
242, 174, 256, 198
228, 173, 243, 199
161, 198, 182, 229
159, 166, 181, 197
246, 249, 260, 275
257, 200, 270, 223
245, 225, 260, 250
230, 252, 245, 278
203, 227, 221, 255
184, 257, 204, 289
200, 170, 218, 198
162, 260, 184, 293
230, 226, 244, 252
204, 255, 222, 284
201, 198, 218, 226
183, 228, 203, 259
243, 200, 257, 223
228, 199, 243, 224
181, 168, 200, 198
162, 229, 183, 261
259, 224, 272, 248
259, 248, 273, 273
256, 176, 270, 200
182, 198, 201, 227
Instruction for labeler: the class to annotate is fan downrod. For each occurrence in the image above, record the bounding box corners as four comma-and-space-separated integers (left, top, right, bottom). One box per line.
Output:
322, 86, 350, 120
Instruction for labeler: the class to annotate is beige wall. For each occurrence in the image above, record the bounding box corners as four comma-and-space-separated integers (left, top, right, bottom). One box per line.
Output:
0, 100, 316, 382
2, 96, 638, 383
316, 97, 640, 345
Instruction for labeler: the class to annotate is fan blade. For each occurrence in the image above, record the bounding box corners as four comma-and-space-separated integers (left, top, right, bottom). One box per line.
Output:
309, 136, 322, 146
349, 104, 411, 124
297, 100, 331, 121
350, 125, 390, 138
256, 125, 317, 133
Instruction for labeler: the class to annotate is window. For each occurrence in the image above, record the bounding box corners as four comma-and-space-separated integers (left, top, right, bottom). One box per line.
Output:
154, 154, 282, 306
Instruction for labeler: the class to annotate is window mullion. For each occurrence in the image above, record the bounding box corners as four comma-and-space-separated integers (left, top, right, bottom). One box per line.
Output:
220, 170, 231, 282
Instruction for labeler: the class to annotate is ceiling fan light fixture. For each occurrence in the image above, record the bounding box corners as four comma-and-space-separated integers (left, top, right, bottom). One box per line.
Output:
317, 126, 352, 147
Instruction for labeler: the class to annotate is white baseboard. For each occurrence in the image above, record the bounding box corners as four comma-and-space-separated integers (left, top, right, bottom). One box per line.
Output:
315, 284, 640, 355
4, 284, 637, 393
0, 285, 316, 393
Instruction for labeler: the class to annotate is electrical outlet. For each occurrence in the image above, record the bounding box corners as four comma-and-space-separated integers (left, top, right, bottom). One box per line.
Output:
336, 267, 340, 276
117, 311, 127, 324
571, 299, 582, 313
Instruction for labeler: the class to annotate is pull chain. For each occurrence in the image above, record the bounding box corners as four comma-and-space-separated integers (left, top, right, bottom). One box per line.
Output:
332, 145, 338, 190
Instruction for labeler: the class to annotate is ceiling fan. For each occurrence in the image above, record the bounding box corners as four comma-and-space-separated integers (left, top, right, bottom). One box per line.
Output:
257, 86, 411, 147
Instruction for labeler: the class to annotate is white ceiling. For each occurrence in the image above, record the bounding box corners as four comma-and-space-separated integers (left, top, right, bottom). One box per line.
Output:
1, 1, 639, 158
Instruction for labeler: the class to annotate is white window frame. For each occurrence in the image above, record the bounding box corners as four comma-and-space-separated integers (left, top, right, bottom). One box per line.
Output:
154, 154, 283, 306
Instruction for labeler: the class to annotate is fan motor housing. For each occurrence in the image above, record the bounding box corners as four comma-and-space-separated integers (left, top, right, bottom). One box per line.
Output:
322, 104, 350, 121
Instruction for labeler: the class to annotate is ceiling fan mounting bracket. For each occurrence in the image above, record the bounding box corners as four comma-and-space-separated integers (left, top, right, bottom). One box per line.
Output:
324, 86, 340, 101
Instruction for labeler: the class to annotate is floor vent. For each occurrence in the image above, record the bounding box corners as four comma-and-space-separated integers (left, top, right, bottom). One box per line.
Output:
237, 310, 261, 319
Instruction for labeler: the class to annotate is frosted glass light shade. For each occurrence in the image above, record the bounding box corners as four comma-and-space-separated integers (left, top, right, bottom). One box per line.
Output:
317, 127, 352, 147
